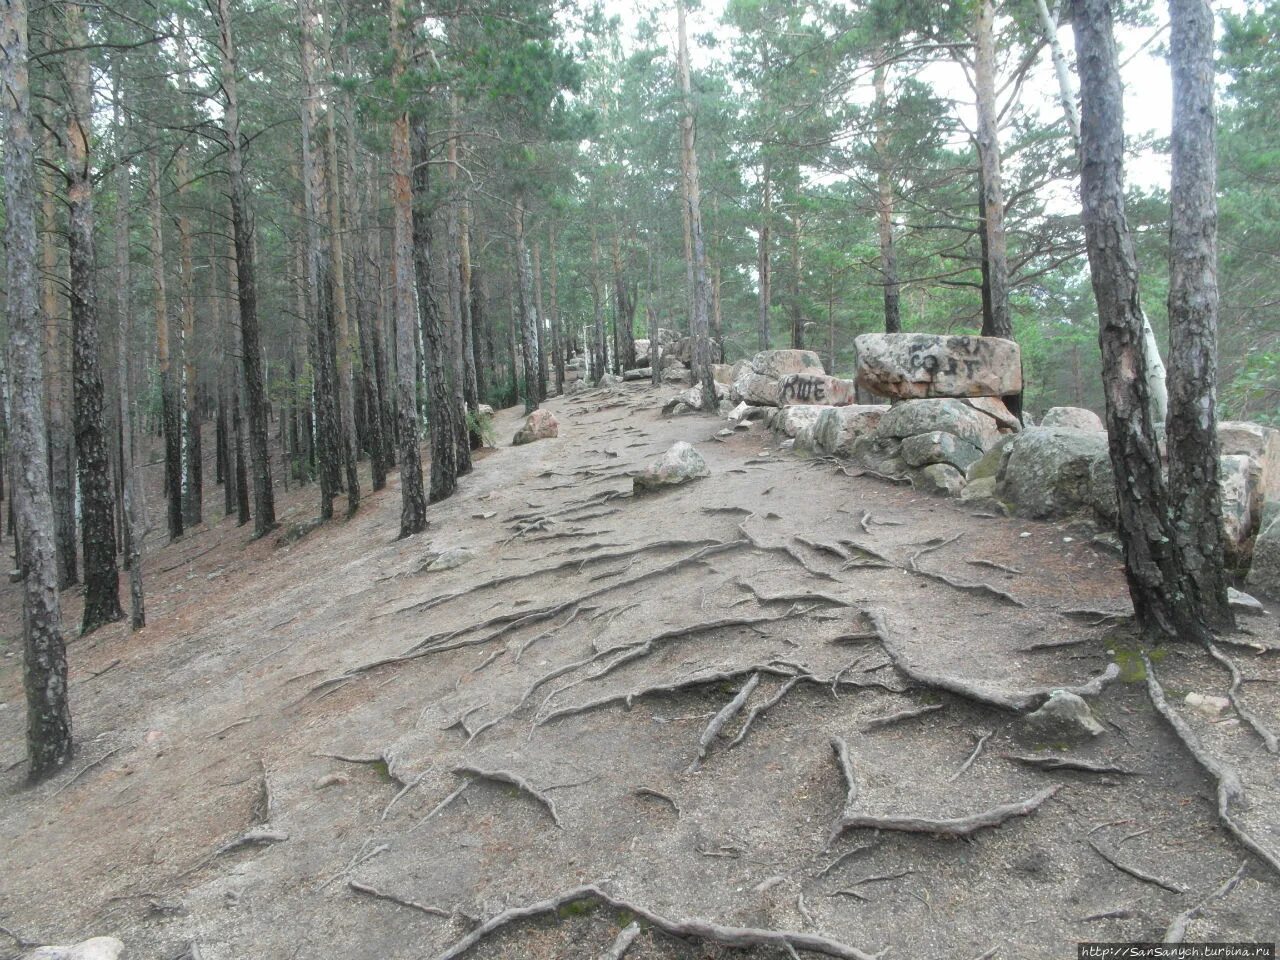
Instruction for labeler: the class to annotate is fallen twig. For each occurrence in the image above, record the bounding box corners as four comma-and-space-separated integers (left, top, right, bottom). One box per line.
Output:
861, 703, 945, 732
349, 880, 450, 918
947, 731, 993, 783
49, 746, 121, 798
729, 676, 803, 748
966, 558, 1024, 575
689, 674, 761, 771
1087, 838, 1184, 893
433, 883, 882, 960
599, 921, 642, 960
1004, 755, 1133, 775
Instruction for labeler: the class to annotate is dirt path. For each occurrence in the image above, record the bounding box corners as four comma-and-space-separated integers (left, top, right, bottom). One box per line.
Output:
2, 383, 1278, 959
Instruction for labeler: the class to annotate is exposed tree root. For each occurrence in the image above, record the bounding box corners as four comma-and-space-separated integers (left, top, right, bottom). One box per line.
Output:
861, 703, 946, 732
735, 579, 854, 609
599, 921, 642, 960
813, 842, 879, 879
872, 610, 1119, 712
907, 567, 1025, 607
348, 880, 450, 918
1143, 654, 1280, 878
832, 785, 1060, 840
1018, 636, 1088, 653
729, 676, 803, 748
1206, 643, 1278, 753
1086, 838, 1184, 893
836, 539, 895, 568
635, 787, 680, 814
1004, 755, 1133, 775
689, 674, 760, 771
738, 521, 838, 581
514, 606, 585, 663
830, 737, 858, 810
905, 533, 963, 569
1163, 861, 1248, 943
966, 558, 1023, 575
433, 883, 884, 960
829, 869, 915, 902
947, 730, 993, 782
794, 536, 852, 562
453, 765, 562, 827
412, 782, 471, 831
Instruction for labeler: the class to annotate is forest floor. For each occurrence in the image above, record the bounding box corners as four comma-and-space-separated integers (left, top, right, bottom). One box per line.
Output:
2, 382, 1279, 960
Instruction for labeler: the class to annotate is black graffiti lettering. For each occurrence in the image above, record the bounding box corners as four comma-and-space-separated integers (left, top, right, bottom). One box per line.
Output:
781, 376, 826, 402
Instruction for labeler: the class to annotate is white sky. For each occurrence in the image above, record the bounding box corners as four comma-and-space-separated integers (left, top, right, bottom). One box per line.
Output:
603, 0, 1219, 194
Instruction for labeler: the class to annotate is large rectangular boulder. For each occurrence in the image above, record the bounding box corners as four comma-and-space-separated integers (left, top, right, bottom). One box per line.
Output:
751, 349, 825, 380
779, 373, 858, 406
814, 405, 889, 457
875, 398, 1001, 451
855, 333, 1021, 399
732, 366, 782, 406
1219, 421, 1279, 502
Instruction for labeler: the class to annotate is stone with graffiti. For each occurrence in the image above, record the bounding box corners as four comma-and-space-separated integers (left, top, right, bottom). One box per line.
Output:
778, 372, 859, 407
855, 332, 1021, 399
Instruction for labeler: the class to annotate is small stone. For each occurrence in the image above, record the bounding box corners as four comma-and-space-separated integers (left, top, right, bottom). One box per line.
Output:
315, 773, 350, 789
1227, 587, 1266, 616
1018, 690, 1105, 743
1185, 692, 1231, 718
899, 431, 983, 471
913, 462, 966, 497
26, 938, 125, 960
512, 409, 559, 445
1041, 406, 1105, 431
632, 441, 710, 493
424, 547, 474, 573
716, 428, 734, 437
1019, 532, 1031, 538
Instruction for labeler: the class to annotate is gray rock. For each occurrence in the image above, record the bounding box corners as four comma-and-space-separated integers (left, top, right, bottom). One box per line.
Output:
965, 396, 1022, 431
512, 409, 559, 445
1219, 454, 1264, 563
661, 365, 689, 384
710, 363, 735, 386
959, 476, 998, 504
855, 332, 1022, 399
849, 436, 910, 478
1041, 406, 1104, 431
27, 939, 125, 960
778, 373, 858, 406
965, 435, 1017, 483
599, 373, 624, 387
732, 368, 781, 406
632, 441, 710, 493
900, 431, 983, 471
1018, 691, 1104, 743
876, 398, 1001, 452
1220, 420, 1280, 501
813, 404, 889, 457
622, 367, 652, 381
423, 547, 474, 573
1247, 512, 1280, 597
914, 462, 966, 497
751, 348, 824, 380
996, 427, 1111, 521
1228, 587, 1266, 616
773, 404, 830, 439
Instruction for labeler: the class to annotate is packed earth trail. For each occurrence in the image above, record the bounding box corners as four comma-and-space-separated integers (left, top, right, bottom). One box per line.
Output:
2, 382, 1278, 959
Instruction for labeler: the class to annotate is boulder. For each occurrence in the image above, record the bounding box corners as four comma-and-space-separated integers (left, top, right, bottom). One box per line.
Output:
813, 405, 889, 457
773, 404, 830, 439
633, 441, 709, 493
855, 332, 1021, 399
995, 427, 1111, 521
512, 409, 558, 445
422, 547, 474, 572
565, 379, 587, 395
914, 462, 966, 497
599, 373, 624, 387
663, 383, 728, 414
901, 431, 983, 472
1247, 513, 1280, 597
1041, 406, 1105, 432
965, 396, 1022, 432
751, 349, 824, 380
26, 939, 125, 960
1017, 690, 1104, 743
733, 367, 782, 406
778, 373, 859, 407
727, 401, 772, 425
1220, 454, 1264, 564
710, 363, 735, 386
661, 365, 689, 384
959, 476, 998, 504
849, 436, 910, 478
1219, 421, 1280, 501
1228, 587, 1266, 616
966, 435, 1017, 483
477, 403, 494, 418
876, 398, 1001, 452
623, 367, 652, 381
670, 336, 694, 364
633, 338, 653, 360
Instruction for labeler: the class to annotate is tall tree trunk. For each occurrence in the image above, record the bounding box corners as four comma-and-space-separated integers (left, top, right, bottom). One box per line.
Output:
213, 249, 236, 519
677, 0, 716, 410
445, 95, 474, 468
63, 2, 122, 634
533, 241, 549, 396
459, 195, 480, 421
873, 55, 901, 334
471, 264, 488, 402
975, 0, 1011, 342
41, 163, 76, 587
788, 210, 804, 350
590, 226, 607, 384
410, 114, 459, 504
548, 222, 564, 395
611, 232, 636, 372
507, 286, 520, 407
112, 74, 143, 630
216, 0, 275, 536
514, 194, 541, 409
757, 157, 772, 350
3, 0, 73, 778
1166, 0, 1232, 627
325, 88, 360, 514
1071, 0, 1208, 644
176, 140, 202, 527
150, 156, 183, 541
389, 0, 426, 534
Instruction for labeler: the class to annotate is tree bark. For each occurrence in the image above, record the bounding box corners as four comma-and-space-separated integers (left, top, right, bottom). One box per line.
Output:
176, 138, 202, 527
975, 0, 1011, 342
325, 85, 360, 514
533, 240, 550, 395
873, 56, 901, 334
515, 194, 541, 409
758, 157, 772, 350
1071, 0, 1209, 644
3, 0, 73, 779
590, 226, 607, 384
445, 96, 474, 467
63, 0, 123, 634
216, 0, 275, 537
149, 155, 183, 542
411, 114, 459, 504
788, 210, 804, 350
41, 162, 76, 588
389, 0, 427, 534
547, 223, 564, 395
611, 232, 636, 372
1165, 0, 1233, 627
677, 0, 717, 411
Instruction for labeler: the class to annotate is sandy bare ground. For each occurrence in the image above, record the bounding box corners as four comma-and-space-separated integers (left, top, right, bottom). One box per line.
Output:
2, 382, 1278, 959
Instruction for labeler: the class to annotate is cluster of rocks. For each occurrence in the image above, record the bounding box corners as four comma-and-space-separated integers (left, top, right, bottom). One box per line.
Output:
710, 333, 1278, 597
